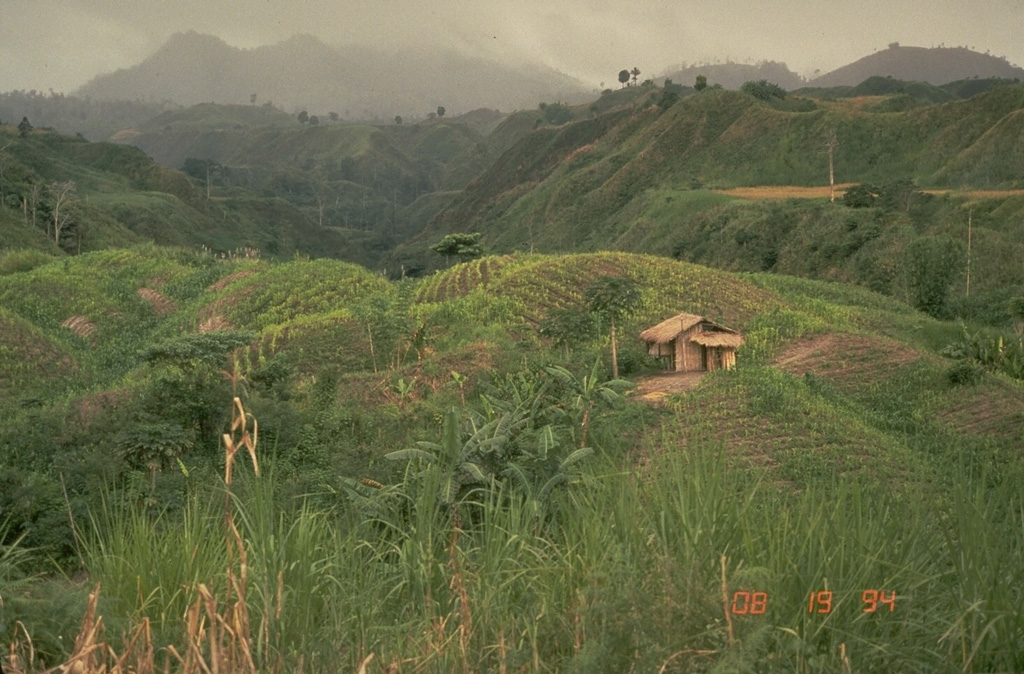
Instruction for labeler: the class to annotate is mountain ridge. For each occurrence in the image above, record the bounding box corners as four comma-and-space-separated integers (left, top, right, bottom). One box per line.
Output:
659, 45, 1023, 92
74, 31, 590, 119
810, 44, 1024, 87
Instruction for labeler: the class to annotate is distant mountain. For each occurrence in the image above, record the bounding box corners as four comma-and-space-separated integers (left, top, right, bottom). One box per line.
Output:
809, 45, 1024, 87
659, 61, 805, 91
74, 32, 589, 119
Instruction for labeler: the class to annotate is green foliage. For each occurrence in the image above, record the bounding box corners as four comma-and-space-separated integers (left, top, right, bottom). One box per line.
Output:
657, 89, 680, 110
0, 249, 56, 275
429, 232, 484, 264
538, 306, 596, 360
905, 235, 966, 318
583, 275, 641, 323
181, 156, 221, 181
584, 275, 642, 378
842, 179, 922, 211
694, 74, 708, 92
946, 361, 985, 386
942, 324, 1024, 381
841, 182, 881, 208
740, 79, 787, 101
538, 102, 574, 125
1009, 295, 1024, 340
143, 331, 256, 371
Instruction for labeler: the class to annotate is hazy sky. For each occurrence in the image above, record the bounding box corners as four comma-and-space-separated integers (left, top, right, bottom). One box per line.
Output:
2, 0, 1022, 93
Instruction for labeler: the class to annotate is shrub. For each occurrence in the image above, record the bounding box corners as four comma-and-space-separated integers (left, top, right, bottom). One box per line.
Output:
0, 249, 55, 275
740, 79, 787, 101
946, 361, 984, 387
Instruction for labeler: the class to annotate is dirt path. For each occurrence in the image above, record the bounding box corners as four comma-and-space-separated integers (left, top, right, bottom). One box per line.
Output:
630, 371, 707, 403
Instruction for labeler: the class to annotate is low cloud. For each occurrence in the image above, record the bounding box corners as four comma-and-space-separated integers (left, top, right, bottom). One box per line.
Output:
1, 0, 1021, 92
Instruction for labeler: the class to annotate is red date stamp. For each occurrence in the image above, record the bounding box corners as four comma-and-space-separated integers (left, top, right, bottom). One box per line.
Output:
727, 589, 897, 615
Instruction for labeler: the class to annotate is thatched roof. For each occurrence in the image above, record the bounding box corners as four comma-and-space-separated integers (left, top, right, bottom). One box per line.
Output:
691, 332, 745, 348
639, 312, 743, 348
639, 313, 703, 343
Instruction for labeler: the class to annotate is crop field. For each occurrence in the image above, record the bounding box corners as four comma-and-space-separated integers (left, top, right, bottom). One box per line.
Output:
2, 247, 1022, 673
413, 254, 519, 303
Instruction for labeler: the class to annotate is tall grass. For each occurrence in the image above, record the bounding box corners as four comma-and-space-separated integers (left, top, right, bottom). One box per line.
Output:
5, 402, 1022, 672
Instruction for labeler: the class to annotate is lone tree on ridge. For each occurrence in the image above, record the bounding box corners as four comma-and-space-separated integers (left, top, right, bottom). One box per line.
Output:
430, 232, 483, 266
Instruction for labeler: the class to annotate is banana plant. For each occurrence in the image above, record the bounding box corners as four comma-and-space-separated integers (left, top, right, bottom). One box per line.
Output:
502, 423, 594, 520
544, 360, 633, 448
386, 406, 522, 507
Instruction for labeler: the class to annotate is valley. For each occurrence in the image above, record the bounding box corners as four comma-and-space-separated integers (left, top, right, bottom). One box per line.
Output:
1, 46, 1023, 672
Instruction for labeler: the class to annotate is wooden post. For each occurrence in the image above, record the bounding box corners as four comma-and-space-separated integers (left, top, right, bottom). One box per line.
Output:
824, 130, 839, 203
966, 207, 972, 297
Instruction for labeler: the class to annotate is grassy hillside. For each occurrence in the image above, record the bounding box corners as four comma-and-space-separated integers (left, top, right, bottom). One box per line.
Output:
117, 107, 499, 236
0, 90, 176, 141
660, 60, 805, 90
399, 86, 1024, 321
0, 124, 389, 262
1, 250, 1021, 671
793, 75, 1021, 106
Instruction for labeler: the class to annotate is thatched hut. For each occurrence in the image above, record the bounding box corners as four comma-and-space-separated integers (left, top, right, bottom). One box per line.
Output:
639, 313, 744, 372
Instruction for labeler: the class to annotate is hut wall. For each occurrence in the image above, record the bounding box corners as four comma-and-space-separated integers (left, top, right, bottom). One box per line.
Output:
647, 341, 676, 369
723, 349, 737, 370
674, 328, 705, 372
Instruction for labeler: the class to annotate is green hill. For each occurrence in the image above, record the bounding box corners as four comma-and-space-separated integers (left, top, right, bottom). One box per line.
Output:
809, 44, 1024, 87
2, 249, 1022, 671
659, 60, 806, 90
0, 123, 386, 261
115, 105, 506, 236
400, 86, 1024, 319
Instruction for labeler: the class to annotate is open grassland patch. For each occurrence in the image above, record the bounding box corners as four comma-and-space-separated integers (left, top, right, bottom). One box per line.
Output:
198, 314, 234, 333
712, 185, 1024, 201
73, 388, 131, 426
255, 311, 373, 376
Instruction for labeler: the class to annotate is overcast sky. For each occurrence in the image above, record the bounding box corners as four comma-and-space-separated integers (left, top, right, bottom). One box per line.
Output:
2, 0, 1023, 93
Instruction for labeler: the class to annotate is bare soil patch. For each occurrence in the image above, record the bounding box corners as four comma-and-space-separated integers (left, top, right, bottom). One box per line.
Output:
714, 184, 856, 200
774, 333, 924, 389
62, 315, 97, 339
137, 288, 177, 315
199, 315, 233, 333
937, 384, 1024, 439
208, 269, 256, 292
630, 371, 707, 403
